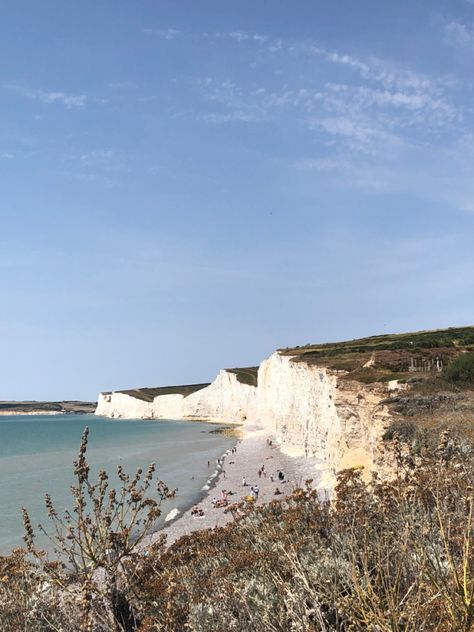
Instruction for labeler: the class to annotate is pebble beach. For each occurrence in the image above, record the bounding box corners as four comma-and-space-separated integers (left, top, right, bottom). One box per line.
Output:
150, 425, 324, 547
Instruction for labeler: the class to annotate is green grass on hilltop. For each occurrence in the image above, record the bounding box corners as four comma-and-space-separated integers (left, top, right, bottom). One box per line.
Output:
225, 366, 259, 387
279, 326, 474, 384
280, 325, 474, 357
115, 367, 258, 401
117, 384, 211, 402
278, 326, 474, 444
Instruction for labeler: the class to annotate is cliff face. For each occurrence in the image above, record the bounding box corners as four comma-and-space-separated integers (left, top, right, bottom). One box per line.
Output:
257, 353, 393, 483
96, 370, 257, 423
96, 353, 395, 486
96, 392, 154, 419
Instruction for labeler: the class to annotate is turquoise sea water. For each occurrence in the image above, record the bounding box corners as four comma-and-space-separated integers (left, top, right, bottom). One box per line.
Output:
0, 414, 236, 554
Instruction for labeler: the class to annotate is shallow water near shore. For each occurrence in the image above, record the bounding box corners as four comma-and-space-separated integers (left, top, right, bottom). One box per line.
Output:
0, 414, 236, 554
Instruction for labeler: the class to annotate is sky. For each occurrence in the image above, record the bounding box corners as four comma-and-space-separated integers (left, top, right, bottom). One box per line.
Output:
1, 0, 474, 400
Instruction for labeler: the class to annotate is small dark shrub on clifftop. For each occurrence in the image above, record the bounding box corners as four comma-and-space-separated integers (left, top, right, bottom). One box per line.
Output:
444, 352, 474, 386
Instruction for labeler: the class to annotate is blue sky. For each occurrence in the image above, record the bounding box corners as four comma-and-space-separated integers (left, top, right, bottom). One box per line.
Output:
1, 0, 474, 400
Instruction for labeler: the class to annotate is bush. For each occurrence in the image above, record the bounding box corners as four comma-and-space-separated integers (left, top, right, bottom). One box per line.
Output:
14, 426, 174, 632
444, 353, 474, 385
382, 419, 416, 442
135, 434, 474, 632
4, 430, 474, 630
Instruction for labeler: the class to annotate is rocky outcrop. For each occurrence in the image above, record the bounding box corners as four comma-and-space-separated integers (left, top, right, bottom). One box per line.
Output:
96, 353, 396, 487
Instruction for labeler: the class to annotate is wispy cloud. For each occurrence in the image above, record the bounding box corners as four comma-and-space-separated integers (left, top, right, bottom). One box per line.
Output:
192, 28, 468, 204
78, 148, 115, 166
197, 78, 269, 123
143, 28, 180, 40
445, 20, 474, 48
3, 84, 87, 108
1, 153, 14, 160
213, 31, 268, 44
198, 31, 458, 135
311, 115, 403, 154
187, 29, 474, 212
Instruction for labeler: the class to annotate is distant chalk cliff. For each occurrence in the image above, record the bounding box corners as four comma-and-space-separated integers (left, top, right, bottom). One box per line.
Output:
96, 354, 394, 488
0, 401, 97, 415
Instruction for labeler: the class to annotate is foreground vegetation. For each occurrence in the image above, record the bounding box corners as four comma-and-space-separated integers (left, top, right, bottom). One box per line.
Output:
2, 423, 474, 631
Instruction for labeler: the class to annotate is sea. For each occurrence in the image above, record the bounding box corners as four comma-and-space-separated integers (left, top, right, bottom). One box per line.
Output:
0, 414, 237, 554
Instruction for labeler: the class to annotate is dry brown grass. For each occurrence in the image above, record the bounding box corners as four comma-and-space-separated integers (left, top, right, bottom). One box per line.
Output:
3, 428, 474, 631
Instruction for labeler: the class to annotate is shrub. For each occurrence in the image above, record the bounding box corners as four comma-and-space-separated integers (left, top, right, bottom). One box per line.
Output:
382, 419, 416, 442
18, 426, 174, 632
444, 353, 474, 385
3, 429, 474, 631
135, 434, 474, 631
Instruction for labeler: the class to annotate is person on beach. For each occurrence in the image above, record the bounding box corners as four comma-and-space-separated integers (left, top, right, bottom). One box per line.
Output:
258, 469, 262, 478
270, 473, 274, 482
242, 476, 247, 486
254, 485, 259, 498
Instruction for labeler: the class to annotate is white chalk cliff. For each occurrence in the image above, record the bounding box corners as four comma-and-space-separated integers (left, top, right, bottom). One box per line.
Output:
96, 352, 395, 486
96, 369, 258, 423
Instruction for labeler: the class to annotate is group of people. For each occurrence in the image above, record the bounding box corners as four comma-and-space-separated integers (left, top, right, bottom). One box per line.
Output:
249, 484, 259, 500
212, 489, 230, 508
191, 505, 205, 519
194, 437, 286, 518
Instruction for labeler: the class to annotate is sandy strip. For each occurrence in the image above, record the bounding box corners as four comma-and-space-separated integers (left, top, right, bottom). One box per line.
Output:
148, 425, 324, 547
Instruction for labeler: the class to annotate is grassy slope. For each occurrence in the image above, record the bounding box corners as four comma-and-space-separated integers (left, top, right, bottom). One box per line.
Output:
279, 325, 474, 384
279, 325, 474, 443
117, 384, 211, 402
114, 367, 259, 402
225, 367, 259, 387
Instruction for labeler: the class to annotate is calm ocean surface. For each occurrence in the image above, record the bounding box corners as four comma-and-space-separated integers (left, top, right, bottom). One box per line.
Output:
0, 414, 236, 554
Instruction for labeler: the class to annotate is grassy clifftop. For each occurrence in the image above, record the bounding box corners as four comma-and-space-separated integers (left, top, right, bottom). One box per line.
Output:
114, 367, 259, 401
225, 366, 259, 387
116, 384, 211, 402
279, 325, 474, 384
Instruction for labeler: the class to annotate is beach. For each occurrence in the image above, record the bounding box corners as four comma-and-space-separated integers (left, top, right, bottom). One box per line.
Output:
151, 424, 323, 546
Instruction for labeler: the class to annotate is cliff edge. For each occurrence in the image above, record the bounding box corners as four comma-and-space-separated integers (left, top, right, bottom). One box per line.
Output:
95, 326, 474, 488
